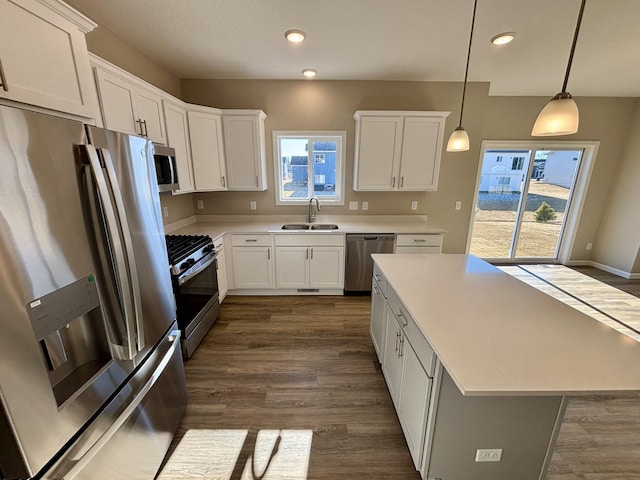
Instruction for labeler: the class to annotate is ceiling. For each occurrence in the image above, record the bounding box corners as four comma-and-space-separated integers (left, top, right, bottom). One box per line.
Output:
65, 0, 640, 97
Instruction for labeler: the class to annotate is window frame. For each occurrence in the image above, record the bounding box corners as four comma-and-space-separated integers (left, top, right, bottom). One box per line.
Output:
273, 131, 346, 206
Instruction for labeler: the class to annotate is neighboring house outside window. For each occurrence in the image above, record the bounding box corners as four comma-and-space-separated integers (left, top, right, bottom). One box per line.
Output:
274, 132, 346, 205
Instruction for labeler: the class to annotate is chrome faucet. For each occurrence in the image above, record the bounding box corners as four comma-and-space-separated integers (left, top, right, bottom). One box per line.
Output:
308, 197, 320, 223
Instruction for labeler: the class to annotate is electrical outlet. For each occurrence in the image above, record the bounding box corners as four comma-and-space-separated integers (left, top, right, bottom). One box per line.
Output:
349, 201, 358, 210
250, 201, 257, 210
475, 449, 502, 462
455, 201, 462, 211
411, 201, 418, 210
197, 200, 204, 210
162, 206, 169, 218
362, 201, 368, 210
586, 242, 593, 251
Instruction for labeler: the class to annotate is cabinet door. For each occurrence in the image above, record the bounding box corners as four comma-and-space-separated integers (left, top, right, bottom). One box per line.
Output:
135, 89, 166, 144
216, 248, 228, 302
232, 247, 273, 289
309, 246, 344, 288
275, 247, 308, 288
95, 68, 138, 135
0, 0, 96, 117
398, 117, 442, 190
398, 339, 432, 467
163, 101, 194, 193
370, 279, 386, 363
222, 115, 266, 191
382, 304, 403, 404
353, 116, 403, 191
188, 110, 227, 191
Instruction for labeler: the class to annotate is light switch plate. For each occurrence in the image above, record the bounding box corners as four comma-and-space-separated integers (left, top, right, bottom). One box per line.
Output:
162, 206, 169, 218
411, 201, 418, 210
250, 201, 257, 210
349, 201, 358, 210
362, 201, 368, 210
197, 200, 204, 209
455, 201, 462, 210
475, 449, 502, 462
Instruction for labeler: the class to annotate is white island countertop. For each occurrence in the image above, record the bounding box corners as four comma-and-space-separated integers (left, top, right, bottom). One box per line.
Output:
372, 253, 640, 396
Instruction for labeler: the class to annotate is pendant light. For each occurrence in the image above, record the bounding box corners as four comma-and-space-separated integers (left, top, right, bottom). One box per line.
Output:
532, 0, 586, 136
447, 0, 478, 152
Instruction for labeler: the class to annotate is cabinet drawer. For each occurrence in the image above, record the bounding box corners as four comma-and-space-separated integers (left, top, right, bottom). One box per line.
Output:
395, 234, 442, 247
387, 288, 436, 376
395, 246, 441, 254
274, 234, 344, 246
372, 264, 388, 298
231, 234, 272, 246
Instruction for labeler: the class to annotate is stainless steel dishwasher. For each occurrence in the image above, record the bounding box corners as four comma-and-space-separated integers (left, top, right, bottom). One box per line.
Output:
345, 234, 395, 293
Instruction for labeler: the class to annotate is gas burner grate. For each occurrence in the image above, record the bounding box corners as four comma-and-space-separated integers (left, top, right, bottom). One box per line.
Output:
165, 234, 211, 265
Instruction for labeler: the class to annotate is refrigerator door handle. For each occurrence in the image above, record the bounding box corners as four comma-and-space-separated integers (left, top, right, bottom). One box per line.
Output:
56, 331, 180, 480
83, 145, 137, 360
100, 147, 145, 353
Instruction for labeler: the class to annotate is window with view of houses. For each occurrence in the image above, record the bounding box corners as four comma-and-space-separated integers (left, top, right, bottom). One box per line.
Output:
273, 132, 346, 205
511, 156, 525, 170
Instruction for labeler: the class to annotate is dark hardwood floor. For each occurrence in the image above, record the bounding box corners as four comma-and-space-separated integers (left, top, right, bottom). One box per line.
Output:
160, 267, 640, 479
162, 296, 421, 479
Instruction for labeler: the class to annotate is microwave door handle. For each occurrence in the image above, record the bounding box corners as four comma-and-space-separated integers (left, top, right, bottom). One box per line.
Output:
168, 154, 178, 187
100, 147, 145, 353
82, 145, 136, 360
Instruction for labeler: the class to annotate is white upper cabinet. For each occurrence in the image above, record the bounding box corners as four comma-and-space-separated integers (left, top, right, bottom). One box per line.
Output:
0, 0, 98, 118
162, 99, 194, 193
353, 111, 449, 191
222, 110, 267, 191
187, 107, 227, 191
94, 66, 166, 144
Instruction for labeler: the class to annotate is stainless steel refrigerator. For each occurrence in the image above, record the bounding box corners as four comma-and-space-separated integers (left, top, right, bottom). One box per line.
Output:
0, 104, 186, 480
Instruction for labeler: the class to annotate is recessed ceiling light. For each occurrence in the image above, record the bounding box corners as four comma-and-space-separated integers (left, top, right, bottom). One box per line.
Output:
285, 29, 306, 43
302, 69, 317, 78
490, 32, 516, 45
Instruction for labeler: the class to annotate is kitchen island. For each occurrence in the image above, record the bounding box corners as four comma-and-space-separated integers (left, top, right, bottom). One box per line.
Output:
371, 254, 640, 480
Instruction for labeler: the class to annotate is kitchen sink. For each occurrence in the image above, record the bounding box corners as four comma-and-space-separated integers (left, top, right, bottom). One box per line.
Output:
310, 224, 339, 230
280, 223, 339, 230
281, 224, 310, 230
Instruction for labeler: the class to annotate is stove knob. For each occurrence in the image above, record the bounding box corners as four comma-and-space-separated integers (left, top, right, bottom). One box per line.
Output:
203, 245, 214, 254
180, 261, 190, 272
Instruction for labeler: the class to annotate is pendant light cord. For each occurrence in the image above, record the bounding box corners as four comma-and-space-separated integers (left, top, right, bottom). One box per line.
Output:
458, 0, 478, 128
561, 0, 587, 93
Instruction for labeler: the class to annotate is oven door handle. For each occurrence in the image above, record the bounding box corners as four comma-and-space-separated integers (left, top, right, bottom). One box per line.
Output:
177, 252, 218, 286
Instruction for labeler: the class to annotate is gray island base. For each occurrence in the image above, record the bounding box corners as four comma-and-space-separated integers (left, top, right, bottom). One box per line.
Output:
370, 254, 640, 480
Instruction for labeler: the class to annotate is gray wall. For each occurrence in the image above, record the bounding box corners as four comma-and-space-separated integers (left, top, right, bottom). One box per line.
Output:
592, 98, 640, 274
182, 79, 637, 260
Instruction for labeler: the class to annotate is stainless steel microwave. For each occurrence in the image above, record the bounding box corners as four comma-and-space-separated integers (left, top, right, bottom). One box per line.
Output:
153, 144, 179, 192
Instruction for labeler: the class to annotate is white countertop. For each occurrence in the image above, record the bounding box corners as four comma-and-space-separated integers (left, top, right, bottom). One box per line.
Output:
372, 253, 640, 396
166, 214, 446, 238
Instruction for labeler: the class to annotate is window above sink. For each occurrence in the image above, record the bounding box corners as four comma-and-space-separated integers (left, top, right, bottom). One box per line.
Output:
273, 131, 346, 206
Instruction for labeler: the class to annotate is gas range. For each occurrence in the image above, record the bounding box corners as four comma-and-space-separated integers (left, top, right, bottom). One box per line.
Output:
165, 234, 215, 277
165, 234, 219, 358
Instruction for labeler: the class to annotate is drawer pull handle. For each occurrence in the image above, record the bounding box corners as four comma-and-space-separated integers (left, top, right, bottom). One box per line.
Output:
245, 239, 258, 242
398, 337, 404, 358
396, 312, 408, 327
414, 239, 427, 243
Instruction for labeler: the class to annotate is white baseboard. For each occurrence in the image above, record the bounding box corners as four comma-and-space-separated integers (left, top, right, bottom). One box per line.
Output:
566, 259, 638, 280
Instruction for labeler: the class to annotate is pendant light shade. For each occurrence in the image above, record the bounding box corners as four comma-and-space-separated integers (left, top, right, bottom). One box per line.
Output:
531, 93, 579, 136
532, 0, 586, 136
447, 127, 470, 152
447, 0, 478, 152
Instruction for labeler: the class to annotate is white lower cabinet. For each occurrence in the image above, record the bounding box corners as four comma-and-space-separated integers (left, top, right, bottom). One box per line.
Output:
213, 236, 228, 302
394, 234, 442, 254
375, 270, 434, 470
231, 235, 274, 289
370, 276, 386, 362
274, 235, 345, 289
